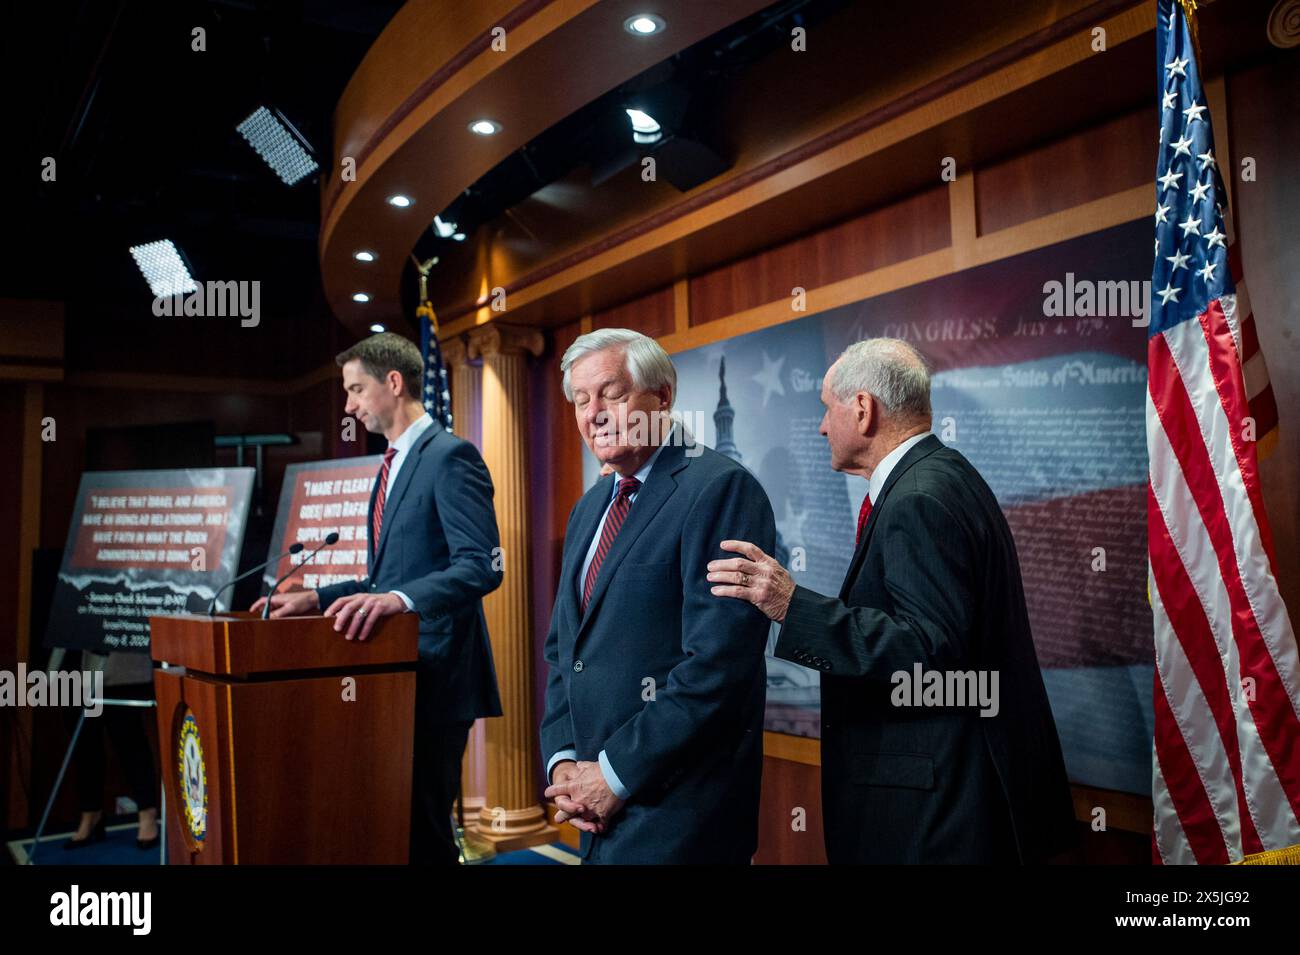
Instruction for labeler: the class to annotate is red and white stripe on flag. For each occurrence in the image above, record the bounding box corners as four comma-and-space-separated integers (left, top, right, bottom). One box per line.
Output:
1148, 292, 1300, 864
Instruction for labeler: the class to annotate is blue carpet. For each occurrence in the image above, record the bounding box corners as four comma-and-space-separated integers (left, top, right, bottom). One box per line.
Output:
9, 823, 163, 866
483, 843, 580, 865
8, 827, 578, 865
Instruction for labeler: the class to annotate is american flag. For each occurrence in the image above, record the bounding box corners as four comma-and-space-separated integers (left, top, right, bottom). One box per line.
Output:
418, 302, 453, 431
1149, 0, 1296, 864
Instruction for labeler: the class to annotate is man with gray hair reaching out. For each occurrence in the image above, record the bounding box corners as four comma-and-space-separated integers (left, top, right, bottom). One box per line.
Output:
709, 337, 1075, 863
540, 328, 776, 863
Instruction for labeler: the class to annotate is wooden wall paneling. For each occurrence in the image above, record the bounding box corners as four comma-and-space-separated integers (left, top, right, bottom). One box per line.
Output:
688, 187, 952, 328
590, 285, 675, 338
975, 108, 1152, 235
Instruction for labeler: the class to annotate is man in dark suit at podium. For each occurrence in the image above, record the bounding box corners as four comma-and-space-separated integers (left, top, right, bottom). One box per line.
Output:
708, 338, 1075, 864
540, 328, 775, 863
252, 333, 503, 865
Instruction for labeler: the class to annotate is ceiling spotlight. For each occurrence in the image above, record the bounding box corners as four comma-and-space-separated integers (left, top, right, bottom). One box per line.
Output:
129, 239, 197, 298
468, 119, 501, 136
626, 108, 663, 144
369, 323, 386, 334
354, 250, 376, 262
624, 14, 665, 36
352, 293, 371, 303
452, 233, 466, 242
387, 194, 413, 208
236, 106, 319, 186
433, 215, 458, 239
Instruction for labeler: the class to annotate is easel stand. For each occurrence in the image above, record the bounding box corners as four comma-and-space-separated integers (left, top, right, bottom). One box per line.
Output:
27, 697, 163, 865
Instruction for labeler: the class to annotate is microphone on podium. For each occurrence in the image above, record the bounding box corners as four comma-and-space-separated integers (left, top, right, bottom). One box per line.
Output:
206, 542, 304, 615
260, 531, 341, 620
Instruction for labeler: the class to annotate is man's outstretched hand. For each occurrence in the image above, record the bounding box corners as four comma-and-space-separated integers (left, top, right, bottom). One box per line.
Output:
707, 539, 796, 623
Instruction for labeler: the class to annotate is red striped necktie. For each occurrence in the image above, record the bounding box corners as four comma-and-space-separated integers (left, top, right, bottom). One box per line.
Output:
855, 494, 873, 546
582, 476, 641, 613
371, 447, 398, 548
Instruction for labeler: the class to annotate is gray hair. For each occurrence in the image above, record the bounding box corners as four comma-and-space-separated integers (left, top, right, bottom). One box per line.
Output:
560, 328, 677, 408
829, 338, 932, 421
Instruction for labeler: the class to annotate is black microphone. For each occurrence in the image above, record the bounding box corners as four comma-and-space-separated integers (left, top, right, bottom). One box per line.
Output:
261, 531, 340, 620
206, 543, 304, 615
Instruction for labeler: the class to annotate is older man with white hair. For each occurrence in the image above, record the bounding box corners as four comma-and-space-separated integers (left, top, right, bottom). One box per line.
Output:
709, 337, 1075, 864
540, 328, 776, 864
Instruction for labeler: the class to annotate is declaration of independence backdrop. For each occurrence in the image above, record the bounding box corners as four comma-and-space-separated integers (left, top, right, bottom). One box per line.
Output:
668, 218, 1154, 795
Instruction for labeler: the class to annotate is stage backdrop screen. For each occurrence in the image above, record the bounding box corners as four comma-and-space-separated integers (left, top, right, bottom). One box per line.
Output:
262, 456, 382, 596
667, 219, 1155, 794
45, 468, 255, 654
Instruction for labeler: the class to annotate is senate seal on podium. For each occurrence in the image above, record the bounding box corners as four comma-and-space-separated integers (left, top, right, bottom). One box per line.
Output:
176, 710, 208, 849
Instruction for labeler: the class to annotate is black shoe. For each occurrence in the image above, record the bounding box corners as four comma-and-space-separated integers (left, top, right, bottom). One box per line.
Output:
63, 818, 106, 850
136, 834, 160, 850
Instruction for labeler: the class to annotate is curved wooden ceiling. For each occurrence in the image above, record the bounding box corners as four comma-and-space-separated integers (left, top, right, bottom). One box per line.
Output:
320, 0, 773, 337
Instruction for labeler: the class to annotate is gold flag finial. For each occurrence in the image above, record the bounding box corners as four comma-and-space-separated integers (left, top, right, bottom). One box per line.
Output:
1177, 0, 1202, 64
411, 254, 439, 307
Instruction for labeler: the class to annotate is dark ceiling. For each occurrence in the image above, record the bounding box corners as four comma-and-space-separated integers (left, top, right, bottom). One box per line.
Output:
2, 0, 403, 314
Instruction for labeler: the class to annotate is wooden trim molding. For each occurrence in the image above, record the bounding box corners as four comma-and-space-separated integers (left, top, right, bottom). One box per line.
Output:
653, 184, 1149, 357
436, 0, 1153, 334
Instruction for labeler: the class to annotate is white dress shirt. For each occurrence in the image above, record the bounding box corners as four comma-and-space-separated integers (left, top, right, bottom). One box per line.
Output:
868, 431, 930, 505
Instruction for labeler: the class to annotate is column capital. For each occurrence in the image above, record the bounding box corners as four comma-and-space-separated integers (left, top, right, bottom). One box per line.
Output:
441, 335, 470, 369
467, 323, 544, 360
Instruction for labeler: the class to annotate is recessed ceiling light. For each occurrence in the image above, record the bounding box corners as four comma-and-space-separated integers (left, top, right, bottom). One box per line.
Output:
369, 323, 386, 334
624, 14, 665, 36
354, 250, 376, 262
387, 194, 413, 207
352, 292, 370, 303
468, 119, 501, 136
452, 233, 466, 242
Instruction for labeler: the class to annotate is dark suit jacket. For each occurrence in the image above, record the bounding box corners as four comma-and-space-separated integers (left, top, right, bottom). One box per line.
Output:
540, 436, 776, 864
317, 421, 503, 725
775, 434, 1076, 863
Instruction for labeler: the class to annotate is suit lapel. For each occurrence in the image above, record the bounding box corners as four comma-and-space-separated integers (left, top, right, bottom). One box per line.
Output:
839, 434, 943, 599
371, 421, 442, 576
575, 438, 688, 643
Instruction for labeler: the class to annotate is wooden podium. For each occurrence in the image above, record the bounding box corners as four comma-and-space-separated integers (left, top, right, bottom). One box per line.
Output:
149, 611, 418, 864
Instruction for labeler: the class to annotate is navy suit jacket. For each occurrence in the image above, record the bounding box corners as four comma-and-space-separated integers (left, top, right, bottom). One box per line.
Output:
540, 435, 776, 864
317, 422, 503, 724
775, 434, 1076, 863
